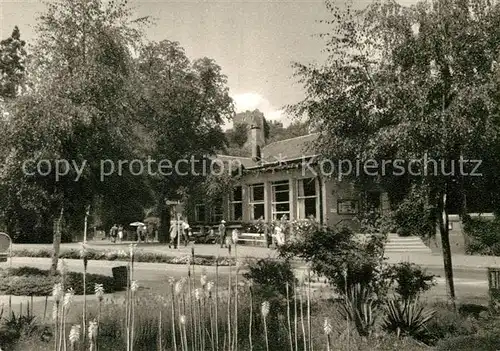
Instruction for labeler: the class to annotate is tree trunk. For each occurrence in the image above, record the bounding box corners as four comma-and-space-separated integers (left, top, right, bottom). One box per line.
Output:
159, 199, 171, 244
50, 206, 64, 274
437, 190, 456, 307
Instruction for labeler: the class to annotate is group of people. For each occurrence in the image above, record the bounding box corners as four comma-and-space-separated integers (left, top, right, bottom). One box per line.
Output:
109, 224, 124, 243
169, 217, 192, 249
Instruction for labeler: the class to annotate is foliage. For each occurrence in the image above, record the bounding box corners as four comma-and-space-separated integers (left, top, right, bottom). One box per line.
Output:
278, 225, 392, 298
0, 0, 154, 245
435, 332, 500, 351
226, 122, 248, 148
383, 299, 436, 342
243, 258, 296, 308
0, 26, 27, 98
425, 303, 480, 343
339, 283, 378, 337
388, 262, 436, 301
391, 185, 436, 238
0, 304, 38, 348
137, 39, 233, 242
0, 267, 117, 295
463, 216, 500, 255
11, 248, 237, 266
290, 0, 500, 301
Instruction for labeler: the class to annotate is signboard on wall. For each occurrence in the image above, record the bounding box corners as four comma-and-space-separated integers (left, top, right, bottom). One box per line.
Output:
337, 199, 359, 215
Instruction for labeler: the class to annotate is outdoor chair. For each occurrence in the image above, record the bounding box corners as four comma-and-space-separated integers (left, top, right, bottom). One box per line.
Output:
0, 232, 12, 264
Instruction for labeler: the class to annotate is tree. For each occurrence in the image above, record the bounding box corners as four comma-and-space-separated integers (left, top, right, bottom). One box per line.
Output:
291, 0, 500, 305
0, 0, 152, 270
0, 26, 26, 99
226, 123, 248, 147
137, 40, 233, 243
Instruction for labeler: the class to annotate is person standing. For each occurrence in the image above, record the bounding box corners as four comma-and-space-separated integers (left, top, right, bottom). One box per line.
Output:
117, 225, 124, 242
110, 224, 118, 243
181, 219, 190, 247
218, 220, 226, 248
169, 219, 178, 249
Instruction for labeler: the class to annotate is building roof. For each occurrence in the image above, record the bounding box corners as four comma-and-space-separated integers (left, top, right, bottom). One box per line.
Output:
261, 133, 319, 163
214, 154, 255, 169
215, 132, 320, 171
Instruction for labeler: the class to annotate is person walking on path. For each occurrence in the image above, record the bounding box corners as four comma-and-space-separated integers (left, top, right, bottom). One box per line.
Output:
218, 220, 226, 248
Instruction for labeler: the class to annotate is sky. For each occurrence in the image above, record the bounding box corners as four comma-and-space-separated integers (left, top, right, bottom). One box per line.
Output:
0, 0, 414, 128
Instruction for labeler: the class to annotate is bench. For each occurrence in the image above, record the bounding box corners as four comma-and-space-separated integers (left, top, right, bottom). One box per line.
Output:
236, 232, 266, 246
0, 232, 12, 264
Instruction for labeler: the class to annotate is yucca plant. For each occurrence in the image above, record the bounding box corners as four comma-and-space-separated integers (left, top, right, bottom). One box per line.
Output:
383, 298, 435, 341
339, 283, 378, 337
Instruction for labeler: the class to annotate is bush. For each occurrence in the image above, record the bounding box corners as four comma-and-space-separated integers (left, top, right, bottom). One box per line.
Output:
278, 225, 391, 298
388, 262, 436, 301
243, 258, 296, 309
425, 303, 480, 343
391, 185, 435, 238
463, 217, 500, 255
436, 332, 500, 350
0, 267, 118, 296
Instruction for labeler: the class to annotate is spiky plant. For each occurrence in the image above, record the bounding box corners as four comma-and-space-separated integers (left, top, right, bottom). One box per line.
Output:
286, 282, 293, 351
339, 283, 378, 338
324, 318, 332, 351
169, 277, 178, 351
62, 288, 74, 351
69, 324, 81, 351
52, 283, 63, 351
79, 244, 89, 347
383, 298, 436, 340
88, 320, 98, 351
261, 301, 270, 351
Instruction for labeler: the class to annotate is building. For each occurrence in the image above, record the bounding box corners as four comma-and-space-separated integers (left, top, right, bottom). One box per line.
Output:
187, 113, 389, 231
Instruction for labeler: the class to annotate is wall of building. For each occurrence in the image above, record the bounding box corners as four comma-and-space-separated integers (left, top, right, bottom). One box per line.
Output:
188, 164, 385, 232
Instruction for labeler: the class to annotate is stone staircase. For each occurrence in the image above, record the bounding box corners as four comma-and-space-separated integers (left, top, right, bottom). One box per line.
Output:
384, 233, 431, 253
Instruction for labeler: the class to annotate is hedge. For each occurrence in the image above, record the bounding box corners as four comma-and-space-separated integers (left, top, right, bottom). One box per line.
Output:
11, 248, 237, 266
0, 266, 117, 296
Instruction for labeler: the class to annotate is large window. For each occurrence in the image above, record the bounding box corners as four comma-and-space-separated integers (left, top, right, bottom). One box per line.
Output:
194, 204, 206, 222
249, 183, 265, 220
271, 180, 290, 220
229, 186, 243, 221
297, 178, 319, 219
211, 198, 223, 223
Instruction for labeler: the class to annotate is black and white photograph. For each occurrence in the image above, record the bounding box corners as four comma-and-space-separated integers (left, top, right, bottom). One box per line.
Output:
1, 0, 500, 349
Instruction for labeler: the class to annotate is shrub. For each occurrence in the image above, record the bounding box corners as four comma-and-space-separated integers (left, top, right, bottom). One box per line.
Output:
11, 248, 237, 266
463, 217, 500, 255
424, 303, 480, 343
278, 225, 391, 298
390, 185, 436, 238
389, 262, 436, 301
0, 267, 118, 296
243, 258, 296, 309
436, 332, 500, 350
383, 299, 435, 343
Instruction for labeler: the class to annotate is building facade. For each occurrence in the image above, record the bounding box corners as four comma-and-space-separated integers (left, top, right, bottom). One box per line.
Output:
188, 115, 388, 230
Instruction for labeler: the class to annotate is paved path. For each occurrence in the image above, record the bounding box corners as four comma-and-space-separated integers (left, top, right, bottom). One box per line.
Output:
12, 240, 500, 270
